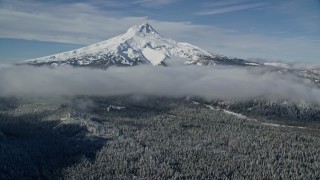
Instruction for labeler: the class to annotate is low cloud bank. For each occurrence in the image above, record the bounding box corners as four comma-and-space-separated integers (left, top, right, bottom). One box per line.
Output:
0, 64, 319, 104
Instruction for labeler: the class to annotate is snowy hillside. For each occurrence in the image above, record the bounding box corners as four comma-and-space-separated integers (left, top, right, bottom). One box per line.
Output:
24, 23, 254, 68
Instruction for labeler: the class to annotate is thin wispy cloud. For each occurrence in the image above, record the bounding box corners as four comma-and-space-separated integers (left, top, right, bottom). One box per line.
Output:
0, 0, 143, 44
85, 0, 128, 8
273, 0, 320, 34
196, 2, 268, 15
131, 0, 179, 8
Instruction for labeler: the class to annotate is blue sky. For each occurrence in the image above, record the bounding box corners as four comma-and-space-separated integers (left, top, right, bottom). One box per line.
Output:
0, 0, 319, 62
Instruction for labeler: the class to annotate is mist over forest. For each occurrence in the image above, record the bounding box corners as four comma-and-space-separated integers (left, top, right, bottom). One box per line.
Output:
1, 63, 320, 179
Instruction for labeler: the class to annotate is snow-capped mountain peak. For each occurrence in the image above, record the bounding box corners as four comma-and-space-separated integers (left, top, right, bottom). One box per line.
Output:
126, 23, 160, 37
24, 23, 252, 68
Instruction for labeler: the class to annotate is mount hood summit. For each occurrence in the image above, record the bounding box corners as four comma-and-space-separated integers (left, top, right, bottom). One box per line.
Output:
25, 23, 256, 68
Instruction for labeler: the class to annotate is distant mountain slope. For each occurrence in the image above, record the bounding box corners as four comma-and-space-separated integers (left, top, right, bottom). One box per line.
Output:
24, 23, 258, 68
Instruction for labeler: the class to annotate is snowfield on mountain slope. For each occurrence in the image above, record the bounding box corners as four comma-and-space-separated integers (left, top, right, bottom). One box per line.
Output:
142, 47, 166, 65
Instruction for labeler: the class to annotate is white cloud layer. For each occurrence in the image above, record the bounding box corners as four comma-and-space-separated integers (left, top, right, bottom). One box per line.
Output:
0, 64, 319, 105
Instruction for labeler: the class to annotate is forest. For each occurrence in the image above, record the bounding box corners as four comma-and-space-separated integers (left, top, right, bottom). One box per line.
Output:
0, 96, 320, 179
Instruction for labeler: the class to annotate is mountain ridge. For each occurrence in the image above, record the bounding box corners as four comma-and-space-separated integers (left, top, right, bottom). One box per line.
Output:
24, 23, 258, 68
